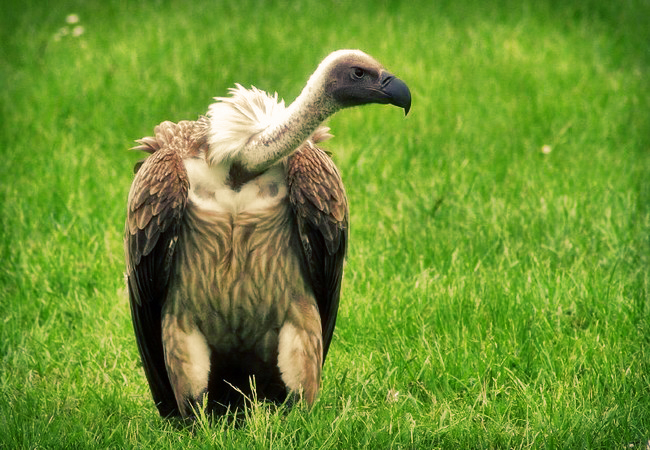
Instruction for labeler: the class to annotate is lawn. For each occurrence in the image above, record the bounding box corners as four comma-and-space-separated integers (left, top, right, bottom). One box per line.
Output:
1, 0, 649, 448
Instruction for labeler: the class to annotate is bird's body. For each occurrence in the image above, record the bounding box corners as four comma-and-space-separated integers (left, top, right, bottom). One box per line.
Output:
125, 50, 410, 418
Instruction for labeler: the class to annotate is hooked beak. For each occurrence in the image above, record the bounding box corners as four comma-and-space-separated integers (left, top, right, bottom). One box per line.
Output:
379, 72, 412, 115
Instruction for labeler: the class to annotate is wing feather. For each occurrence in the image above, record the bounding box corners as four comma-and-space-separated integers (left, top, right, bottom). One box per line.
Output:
287, 143, 348, 361
124, 120, 201, 417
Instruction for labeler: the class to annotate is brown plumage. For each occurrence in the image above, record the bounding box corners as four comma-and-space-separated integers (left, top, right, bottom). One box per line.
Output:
124, 50, 410, 418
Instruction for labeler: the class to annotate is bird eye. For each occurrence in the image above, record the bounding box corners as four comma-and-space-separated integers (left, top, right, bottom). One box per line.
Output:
352, 68, 365, 79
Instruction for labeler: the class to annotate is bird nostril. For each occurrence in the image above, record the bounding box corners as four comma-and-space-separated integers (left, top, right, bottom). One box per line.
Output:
381, 75, 395, 87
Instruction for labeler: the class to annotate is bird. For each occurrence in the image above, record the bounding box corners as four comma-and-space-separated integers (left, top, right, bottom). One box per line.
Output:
124, 49, 411, 419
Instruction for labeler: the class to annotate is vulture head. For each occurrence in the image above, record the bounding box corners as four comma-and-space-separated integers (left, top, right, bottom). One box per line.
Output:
315, 49, 412, 114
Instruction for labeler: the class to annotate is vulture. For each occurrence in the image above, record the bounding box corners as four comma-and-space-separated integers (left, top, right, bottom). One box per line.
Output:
124, 49, 411, 418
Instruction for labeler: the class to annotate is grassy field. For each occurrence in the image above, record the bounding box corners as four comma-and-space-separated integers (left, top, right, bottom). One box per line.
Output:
1, 0, 649, 448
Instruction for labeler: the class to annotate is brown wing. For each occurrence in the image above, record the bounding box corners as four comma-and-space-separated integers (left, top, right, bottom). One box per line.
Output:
124, 120, 201, 417
287, 142, 348, 361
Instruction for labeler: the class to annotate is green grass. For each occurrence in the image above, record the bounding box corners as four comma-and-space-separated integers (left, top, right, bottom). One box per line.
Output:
1, 0, 649, 447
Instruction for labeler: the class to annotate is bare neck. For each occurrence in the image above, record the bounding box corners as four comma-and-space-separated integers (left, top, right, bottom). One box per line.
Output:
237, 72, 338, 172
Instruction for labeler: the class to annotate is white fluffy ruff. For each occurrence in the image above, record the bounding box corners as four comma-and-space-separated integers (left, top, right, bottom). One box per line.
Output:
207, 84, 287, 166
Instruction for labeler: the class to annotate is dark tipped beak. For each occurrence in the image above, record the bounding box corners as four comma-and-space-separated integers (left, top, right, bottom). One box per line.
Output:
380, 72, 412, 115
